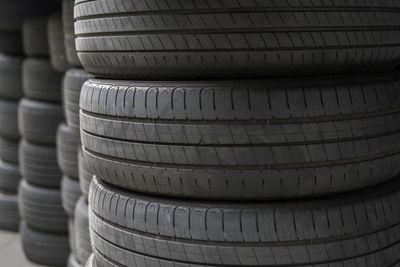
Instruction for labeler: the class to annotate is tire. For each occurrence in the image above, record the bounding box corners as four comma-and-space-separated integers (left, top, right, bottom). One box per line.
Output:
48, 12, 70, 72
0, 192, 19, 231
75, 196, 92, 264
22, 58, 63, 102
68, 219, 77, 259
0, 137, 19, 164
57, 123, 80, 178
0, 99, 19, 140
81, 73, 400, 200
20, 221, 70, 267
90, 176, 400, 267
63, 68, 93, 137
85, 254, 95, 267
61, 175, 81, 217
74, 0, 400, 79
78, 147, 92, 202
68, 254, 81, 267
22, 16, 49, 57
18, 179, 68, 234
0, 54, 23, 100
19, 140, 62, 188
18, 99, 63, 145
62, 0, 81, 67
0, 160, 20, 193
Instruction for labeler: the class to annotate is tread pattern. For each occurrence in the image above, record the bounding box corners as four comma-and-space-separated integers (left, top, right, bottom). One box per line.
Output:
90, 177, 400, 266
61, 175, 82, 217
75, 196, 92, 264
0, 192, 19, 231
0, 54, 23, 100
18, 179, 68, 234
80, 74, 400, 199
75, 0, 400, 78
57, 122, 80, 178
48, 12, 70, 72
0, 137, 19, 164
0, 160, 20, 193
18, 99, 64, 145
22, 16, 49, 57
79, 147, 93, 202
22, 58, 63, 102
0, 99, 19, 140
63, 0, 82, 66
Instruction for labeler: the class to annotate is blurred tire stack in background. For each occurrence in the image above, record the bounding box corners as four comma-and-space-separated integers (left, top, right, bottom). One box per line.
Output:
18, 3, 70, 265
74, 1, 400, 266
62, 1, 93, 266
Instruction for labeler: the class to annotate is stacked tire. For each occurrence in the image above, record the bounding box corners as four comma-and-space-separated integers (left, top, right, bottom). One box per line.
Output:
62, 1, 94, 266
18, 13, 69, 266
75, 1, 400, 266
0, 0, 60, 233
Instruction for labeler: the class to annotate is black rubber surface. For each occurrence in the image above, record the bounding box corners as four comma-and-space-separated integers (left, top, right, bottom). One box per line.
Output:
63, 68, 93, 137
18, 98, 63, 145
81, 73, 400, 199
78, 147, 92, 202
75, 196, 92, 265
74, 0, 400, 78
22, 58, 63, 102
68, 219, 77, 260
22, 16, 49, 57
48, 12, 70, 72
62, 0, 81, 67
0, 99, 19, 141
0, 160, 20, 193
0, 137, 19, 164
57, 122, 80, 179
18, 179, 68, 234
19, 140, 62, 188
0, 192, 19, 231
20, 221, 70, 267
0, 54, 23, 100
90, 176, 400, 267
61, 175, 81, 217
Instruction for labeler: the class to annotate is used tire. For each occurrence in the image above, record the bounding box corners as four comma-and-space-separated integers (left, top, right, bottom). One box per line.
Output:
63, 68, 93, 137
0, 192, 19, 231
0, 54, 23, 100
68, 219, 77, 260
18, 179, 68, 234
22, 16, 49, 57
74, 0, 400, 79
62, 0, 81, 67
85, 254, 95, 267
78, 147, 92, 202
0, 161, 20, 193
20, 221, 70, 267
90, 176, 400, 266
0, 137, 19, 164
0, 99, 19, 140
22, 58, 63, 102
81, 73, 400, 199
75, 196, 91, 264
18, 99, 63, 145
61, 175, 81, 217
19, 140, 62, 188
48, 12, 70, 72
57, 122, 80, 178
68, 254, 81, 267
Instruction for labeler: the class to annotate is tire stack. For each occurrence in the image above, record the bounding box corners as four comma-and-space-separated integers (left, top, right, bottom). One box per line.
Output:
75, 1, 400, 266
18, 13, 69, 266
62, 1, 94, 266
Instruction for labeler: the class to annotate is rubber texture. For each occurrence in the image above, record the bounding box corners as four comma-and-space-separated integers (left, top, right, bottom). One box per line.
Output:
22, 58, 63, 102
0, 54, 23, 100
0, 192, 19, 231
20, 221, 70, 267
22, 16, 49, 57
69, 219, 77, 259
61, 175, 81, 217
48, 12, 70, 72
19, 140, 62, 188
75, 0, 400, 79
57, 122, 80, 179
63, 68, 93, 137
78, 147, 92, 202
81, 73, 400, 200
0, 137, 19, 164
68, 254, 82, 267
85, 254, 95, 267
90, 176, 400, 266
62, 0, 82, 67
18, 99, 64, 145
18, 179, 68, 234
0, 99, 19, 140
75, 196, 92, 264
0, 160, 20, 193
